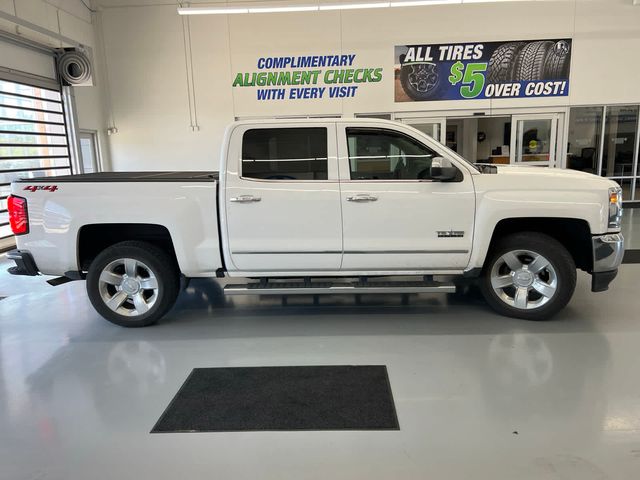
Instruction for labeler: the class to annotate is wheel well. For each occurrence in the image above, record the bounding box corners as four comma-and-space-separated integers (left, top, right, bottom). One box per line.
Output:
489, 218, 593, 272
77, 224, 178, 272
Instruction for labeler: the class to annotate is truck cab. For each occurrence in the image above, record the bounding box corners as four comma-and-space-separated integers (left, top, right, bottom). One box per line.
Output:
221, 120, 475, 276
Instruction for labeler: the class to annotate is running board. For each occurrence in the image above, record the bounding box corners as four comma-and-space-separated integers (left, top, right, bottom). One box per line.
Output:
224, 280, 456, 296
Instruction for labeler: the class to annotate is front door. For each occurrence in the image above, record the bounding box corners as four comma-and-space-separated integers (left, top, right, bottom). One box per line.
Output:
224, 123, 342, 273
337, 123, 475, 272
510, 113, 559, 166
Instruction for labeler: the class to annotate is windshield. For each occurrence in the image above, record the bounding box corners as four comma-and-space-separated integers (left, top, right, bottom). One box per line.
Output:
437, 142, 481, 172
402, 123, 481, 173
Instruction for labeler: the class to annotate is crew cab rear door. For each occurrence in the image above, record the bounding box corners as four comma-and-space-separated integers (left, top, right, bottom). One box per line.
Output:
223, 122, 342, 273
337, 122, 475, 272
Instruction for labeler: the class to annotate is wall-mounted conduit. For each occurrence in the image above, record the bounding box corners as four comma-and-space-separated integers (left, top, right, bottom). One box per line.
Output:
180, 5, 199, 132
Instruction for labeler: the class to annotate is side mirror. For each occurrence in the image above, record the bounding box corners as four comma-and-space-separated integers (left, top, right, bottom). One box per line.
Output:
429, 157, 458, 181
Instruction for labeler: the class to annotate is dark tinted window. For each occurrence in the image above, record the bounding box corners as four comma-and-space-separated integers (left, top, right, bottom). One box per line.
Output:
242, 128, 328, 180
347, 128, 439, 180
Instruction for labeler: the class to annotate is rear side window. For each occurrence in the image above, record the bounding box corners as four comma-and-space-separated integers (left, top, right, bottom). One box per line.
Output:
241, 128, 328, 180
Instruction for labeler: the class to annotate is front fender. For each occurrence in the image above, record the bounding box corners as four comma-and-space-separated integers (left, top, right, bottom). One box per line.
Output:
467, 189, 604, 271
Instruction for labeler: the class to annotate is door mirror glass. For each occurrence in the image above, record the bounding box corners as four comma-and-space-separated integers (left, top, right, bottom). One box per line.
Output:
429, 157, 458, 181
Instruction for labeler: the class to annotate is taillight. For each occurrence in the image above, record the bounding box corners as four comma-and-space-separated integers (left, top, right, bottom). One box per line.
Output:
7, 195, 29, 235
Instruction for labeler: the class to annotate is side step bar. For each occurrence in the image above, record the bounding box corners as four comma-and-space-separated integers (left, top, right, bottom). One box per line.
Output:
224, 279, 456, 296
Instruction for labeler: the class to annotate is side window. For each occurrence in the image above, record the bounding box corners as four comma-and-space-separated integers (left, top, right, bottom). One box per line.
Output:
242, 128, 328, 180
347, 128, 440, 180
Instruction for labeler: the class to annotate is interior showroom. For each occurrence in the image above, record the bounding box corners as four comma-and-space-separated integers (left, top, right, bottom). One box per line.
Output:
1, 0, 640, 478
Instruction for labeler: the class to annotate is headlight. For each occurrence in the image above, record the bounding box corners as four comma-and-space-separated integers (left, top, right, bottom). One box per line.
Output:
608, 186, 623, 229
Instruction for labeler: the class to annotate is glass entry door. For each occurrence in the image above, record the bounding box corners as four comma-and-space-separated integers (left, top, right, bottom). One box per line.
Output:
400, 117, 446, 144
510, 114, 559, 166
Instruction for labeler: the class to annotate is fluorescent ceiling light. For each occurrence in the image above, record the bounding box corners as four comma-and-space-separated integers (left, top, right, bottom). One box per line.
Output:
177, 7, 249, 15
176, 0, 518, 15
248, 5, 320, 12
319, 2, 390, 10
391, 0, 459, 6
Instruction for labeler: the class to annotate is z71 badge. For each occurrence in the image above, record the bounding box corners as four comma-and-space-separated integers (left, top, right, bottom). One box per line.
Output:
23, 185, 58, 192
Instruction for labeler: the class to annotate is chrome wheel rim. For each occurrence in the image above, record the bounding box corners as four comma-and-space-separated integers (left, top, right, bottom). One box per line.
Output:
408, 63, 438, 93
490, 249, 558, 310
98, 258, 159, 317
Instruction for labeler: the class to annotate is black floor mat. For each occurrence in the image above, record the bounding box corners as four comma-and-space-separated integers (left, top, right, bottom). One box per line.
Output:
623, 249, 640, 264
152, 366, 399, 433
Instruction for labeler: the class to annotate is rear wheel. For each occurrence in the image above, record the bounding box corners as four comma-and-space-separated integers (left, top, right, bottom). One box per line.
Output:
480, 232, 576, 320
86, 241, 180, 327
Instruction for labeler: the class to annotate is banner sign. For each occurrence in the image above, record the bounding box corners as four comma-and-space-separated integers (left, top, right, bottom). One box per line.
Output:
394, 39, 571, 102
232, 54, 383, 101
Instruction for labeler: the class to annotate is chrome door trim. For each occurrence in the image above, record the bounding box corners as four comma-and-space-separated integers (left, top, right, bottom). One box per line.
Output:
231, 250, 342, 254
345, 250, 469, 254
232, 249, 469, 255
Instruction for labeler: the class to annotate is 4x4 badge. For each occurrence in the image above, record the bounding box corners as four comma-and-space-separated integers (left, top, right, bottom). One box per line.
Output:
23, 185, 58, 192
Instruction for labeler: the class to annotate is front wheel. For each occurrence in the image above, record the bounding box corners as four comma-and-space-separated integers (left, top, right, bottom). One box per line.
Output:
86, 241, 180, 327
479, 232, 576, 320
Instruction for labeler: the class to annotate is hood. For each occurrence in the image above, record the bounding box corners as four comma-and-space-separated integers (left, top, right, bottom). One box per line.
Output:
495, 164, 592, 178
493, 164, 618, 185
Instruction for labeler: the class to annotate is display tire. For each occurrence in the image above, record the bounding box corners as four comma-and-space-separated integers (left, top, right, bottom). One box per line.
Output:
86, 241, 180, 327
479, 232, 576, 321
486, 42, 525, 83
543, 41, 571, 79
512, 41, 554, 81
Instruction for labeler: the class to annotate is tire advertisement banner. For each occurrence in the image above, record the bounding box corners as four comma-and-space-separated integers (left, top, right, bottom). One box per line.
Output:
394, 39, 571, 102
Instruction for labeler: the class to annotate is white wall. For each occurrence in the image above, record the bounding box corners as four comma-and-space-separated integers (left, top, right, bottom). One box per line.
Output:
0, 0, 110, 168
92, 0, 640, 171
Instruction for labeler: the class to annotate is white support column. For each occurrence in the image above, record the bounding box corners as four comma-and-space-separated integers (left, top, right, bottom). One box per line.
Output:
62, 86, 83, 175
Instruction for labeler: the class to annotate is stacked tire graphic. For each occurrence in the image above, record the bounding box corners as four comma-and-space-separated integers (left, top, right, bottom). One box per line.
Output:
487, 42, 526, 84
487, 40, 570, 84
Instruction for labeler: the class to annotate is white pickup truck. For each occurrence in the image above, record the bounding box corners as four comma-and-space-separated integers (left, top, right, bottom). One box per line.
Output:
7, 119, 624, 327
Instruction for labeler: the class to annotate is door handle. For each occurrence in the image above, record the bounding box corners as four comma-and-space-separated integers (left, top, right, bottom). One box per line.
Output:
347, 194, 378, 202
230, 195, 261, 203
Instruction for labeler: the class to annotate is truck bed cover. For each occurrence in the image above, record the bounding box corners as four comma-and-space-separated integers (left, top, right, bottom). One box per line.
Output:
17, 171, 218, 183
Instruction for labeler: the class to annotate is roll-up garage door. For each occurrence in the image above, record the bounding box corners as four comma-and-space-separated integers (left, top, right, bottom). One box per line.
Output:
0, 38, 71, 241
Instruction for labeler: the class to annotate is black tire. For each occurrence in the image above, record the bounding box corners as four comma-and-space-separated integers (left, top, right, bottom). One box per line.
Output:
86, 241, 180, 327
400, 63, 439, 101
512, 40, 554, 81
479, 232, 576, 321
487, 42, 525, 83
543, 40, 571, 79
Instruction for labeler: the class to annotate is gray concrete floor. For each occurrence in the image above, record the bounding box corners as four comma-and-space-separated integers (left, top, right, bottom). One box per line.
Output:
1, 256, 640, 479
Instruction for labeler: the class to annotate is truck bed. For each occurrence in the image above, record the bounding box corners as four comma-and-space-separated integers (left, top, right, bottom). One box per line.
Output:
17, 171, 219, 183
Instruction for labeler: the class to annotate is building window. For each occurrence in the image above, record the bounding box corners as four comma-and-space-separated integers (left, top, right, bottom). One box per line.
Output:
602, 105, 638, 178
0, 79, 72, 240
567, 105, 639, 201
567, 107, 603, 175
354, 113, 392, 120
241, 128, 328, 180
